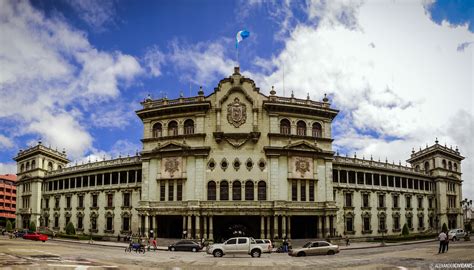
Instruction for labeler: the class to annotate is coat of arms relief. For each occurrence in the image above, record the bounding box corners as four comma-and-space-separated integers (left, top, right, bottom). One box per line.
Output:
227, 97, 247, 128
294, 157, 312, 178
164, 157, 180, 178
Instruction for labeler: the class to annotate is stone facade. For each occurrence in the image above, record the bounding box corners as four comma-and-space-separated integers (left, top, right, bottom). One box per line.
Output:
14, 67, 464, 240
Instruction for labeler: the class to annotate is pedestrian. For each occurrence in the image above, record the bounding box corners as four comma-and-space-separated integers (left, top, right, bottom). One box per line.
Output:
182, 230, 187, 239
117, 234, 121, 242
152, 237, 157, 251
438, 231, 447, 253
445, 234, 449, 252
282, 238, 288, 253
88, 233, 94, 244
345, 235, 350, 246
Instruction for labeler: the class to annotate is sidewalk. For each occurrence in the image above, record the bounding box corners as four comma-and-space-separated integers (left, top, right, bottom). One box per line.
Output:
50, 238, 169, 251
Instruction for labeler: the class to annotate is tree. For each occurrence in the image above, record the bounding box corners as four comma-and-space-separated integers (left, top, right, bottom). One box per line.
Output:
6, 220, 12, 231
442, 223, 448, 233
66, 222, 76, 235
29, 221, 36, 232
402, 223, 409, 236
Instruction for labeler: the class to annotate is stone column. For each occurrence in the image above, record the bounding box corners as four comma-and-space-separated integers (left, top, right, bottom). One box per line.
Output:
165, 181, 169, 201
138, 214, 142, 235
287, 217, 292, 239
274, 215, 279, 239
282, 216, 287, 238
317, 216, 322, 238
187, 215, 192, 239
144, 214, 149, 238
195, 215, 201, 239
209, 216, 214, 240
297, 180, 301, 201
325, 216, 330, 237
260, 216, 265, 239
254, 183, 258, 201
203, 216, 208, 239
182, 216, 187, 239
266, 216, 271, 239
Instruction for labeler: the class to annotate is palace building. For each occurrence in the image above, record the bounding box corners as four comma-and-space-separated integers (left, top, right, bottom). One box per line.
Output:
14, 67, 465, 240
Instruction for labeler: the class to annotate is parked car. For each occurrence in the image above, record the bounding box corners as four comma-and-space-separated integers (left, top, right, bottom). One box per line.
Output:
448, 229, 466, 241
254, 239, 273, 253
168, 240, 202, 252
288, 241, 339, 257
206, 237, 264, 258
23, 232, 48, 242
14, 230, 29, 238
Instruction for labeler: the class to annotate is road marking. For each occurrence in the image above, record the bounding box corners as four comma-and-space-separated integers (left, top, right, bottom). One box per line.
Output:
47, 264, 118, 269
397, 267, 408, 270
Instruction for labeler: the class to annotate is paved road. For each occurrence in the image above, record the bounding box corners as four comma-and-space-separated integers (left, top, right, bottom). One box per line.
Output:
0, 238, 473, 269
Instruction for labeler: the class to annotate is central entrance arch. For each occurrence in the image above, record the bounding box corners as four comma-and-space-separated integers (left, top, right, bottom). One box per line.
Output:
213, 215, 260, 242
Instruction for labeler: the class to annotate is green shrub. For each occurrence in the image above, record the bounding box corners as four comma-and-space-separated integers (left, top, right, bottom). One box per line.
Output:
6, 220, 12, 232
442, 223, 448, 233
66, 222, 76, 235
29, 221, 36, 232
402, 224, 409, 236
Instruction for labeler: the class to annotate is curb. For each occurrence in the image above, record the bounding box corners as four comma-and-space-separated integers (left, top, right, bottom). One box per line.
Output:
340, 239, 437, 250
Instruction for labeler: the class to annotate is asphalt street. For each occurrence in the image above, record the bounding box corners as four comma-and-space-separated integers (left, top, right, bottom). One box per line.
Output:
0, 237, 473, 269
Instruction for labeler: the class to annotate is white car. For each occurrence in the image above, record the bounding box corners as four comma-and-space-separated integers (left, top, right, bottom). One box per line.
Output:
254, 239, 273, 253
206, 237, 264, 257
448, 229, 466, 241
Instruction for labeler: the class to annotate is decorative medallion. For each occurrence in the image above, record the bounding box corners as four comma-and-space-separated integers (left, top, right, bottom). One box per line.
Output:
295, 157, 310, 177
227, 97, 247, 128
164, 157, 180, 177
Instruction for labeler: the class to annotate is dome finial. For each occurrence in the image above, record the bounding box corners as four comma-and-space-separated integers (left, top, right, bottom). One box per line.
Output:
270, 86, 276, 96
435, 137, 439, 144
323, 93, 329, 103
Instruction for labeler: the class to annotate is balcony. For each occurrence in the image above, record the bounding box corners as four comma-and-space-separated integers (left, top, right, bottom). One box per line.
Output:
17, 208, 32, 214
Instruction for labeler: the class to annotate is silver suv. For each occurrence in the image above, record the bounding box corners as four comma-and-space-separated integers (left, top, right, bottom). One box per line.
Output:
448, 229, 466, 241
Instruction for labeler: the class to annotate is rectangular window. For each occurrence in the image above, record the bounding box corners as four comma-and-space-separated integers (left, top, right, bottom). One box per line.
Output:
309, 181, 314, 201
66, 197, 71, 208
332, 170, 338, 182
393, 195, 399, 208
374, 174, 380, 186
394, 216, 400, 230
168, 181, 174, 201
90, 175, 96, 186
406, 196, 411, 208
418, 216, 424, 228
177, 180, 182, 201
381, 175, 387, 186
65, 216, 70, 226
379, 216, 386, 231
340, 170, 347, 183
300, 181, 306, 201
123, 217, 130, 231
65, 179, 69, 189
345, 193, 352, 207
348, 171, 355, 184
414, 179, 419, 189
106, 217, 113, 231
123, 193, 130, 207
408, 179, 413, 189
346, 217, 353, 232
407, 217, 413, 228
378, 194, 385, 208
160, 182, 166, 201
91, 217, 97, 230
388, 176, 394, 187
402, 178, 407, 188
92, 194, 98, 207
363, 193, 369, 208
363, 217, 370, 231
58, 180, 63, 190
395, 177, 401, 188
120, 172, 127, 184
55, 217, 59, 228
112, 172, 118, 185
78, 216, 83, 229
107, 194, 113, 207
55, 198, 60, 208
418, 197, 423, 208
83, 176, 88, 187
291, 180, 297, 201
104, 173, 110, 185
76, 177, 82, 188
70, 178, 75, 189
429, 198, 433, 209
128, 170, 136, 183
78, 195, 84, 208
365, 173, 372, 185
357, 172, 364, 184
97, 174, 103, 186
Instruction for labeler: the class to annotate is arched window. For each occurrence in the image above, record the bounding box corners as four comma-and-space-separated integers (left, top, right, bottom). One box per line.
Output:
448, 161, 452, 171
312, 122, 322, 137
415, 165, 419, 172
297, 121, 306, 136
207, 181, 216, 201
168, 121, 178, 136
47, 162, 53, 171
152, 122, 162, 138
220, 181, 229, 201
31, 160, 36, 169
26, 162, 30, 171
424, 161, 429, 174
442, 160, 447, 169
454, 163, 458, 172
280, 119, 291, 135
258, 181, 266, 201
58, 165, 62, 170
245, 180, 254, 201
232, 181, 241, 200
184, 119, 194, 135
20, 164, 24, 172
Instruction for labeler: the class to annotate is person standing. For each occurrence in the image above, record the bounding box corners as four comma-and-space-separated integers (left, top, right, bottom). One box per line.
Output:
345, 235, 350, 246
438, 231, 447, 253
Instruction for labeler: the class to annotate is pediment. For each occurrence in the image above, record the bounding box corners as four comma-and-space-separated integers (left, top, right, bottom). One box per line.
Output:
153, 142, 190, 152
284, 141, 322, 152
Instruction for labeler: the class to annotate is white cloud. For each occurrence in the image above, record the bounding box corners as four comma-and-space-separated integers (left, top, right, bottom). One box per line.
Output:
73, 139, 141, 166
0, 162, 16, 175
0, 135, 14, 149
144, 46, 166, 77
67, 0, 116, 31
0, 1, 143, 159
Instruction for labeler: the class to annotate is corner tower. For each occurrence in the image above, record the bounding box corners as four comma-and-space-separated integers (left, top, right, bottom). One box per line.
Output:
13, 141, 69, 229
407, 139, 464, 230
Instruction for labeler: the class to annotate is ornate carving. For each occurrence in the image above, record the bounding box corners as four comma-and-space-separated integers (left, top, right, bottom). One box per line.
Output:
295, 157, 310, 177
227, 97, 247, 128
164, 157, 180, 177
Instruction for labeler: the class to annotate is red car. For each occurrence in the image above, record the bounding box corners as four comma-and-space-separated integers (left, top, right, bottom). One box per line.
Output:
23, 232, 48, 242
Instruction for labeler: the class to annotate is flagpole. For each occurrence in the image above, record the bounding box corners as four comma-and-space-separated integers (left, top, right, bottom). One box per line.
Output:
236, 45, 239, 67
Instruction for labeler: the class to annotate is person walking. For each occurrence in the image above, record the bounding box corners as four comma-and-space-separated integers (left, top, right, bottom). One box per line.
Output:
438, 231, 447, 253
345, 235, 350, 246
445, 233, 449, 252
152, 238, 157, 251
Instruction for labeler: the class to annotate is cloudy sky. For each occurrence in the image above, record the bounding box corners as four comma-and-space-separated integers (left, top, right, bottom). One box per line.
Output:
0, 0, 472, 198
